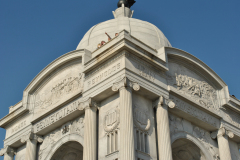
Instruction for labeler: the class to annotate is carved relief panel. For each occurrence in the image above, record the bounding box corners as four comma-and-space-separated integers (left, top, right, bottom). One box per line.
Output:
169, 113, 220, 160
167, 62, 219, 113
38, 115, 84, 160
32, 60, 83, 119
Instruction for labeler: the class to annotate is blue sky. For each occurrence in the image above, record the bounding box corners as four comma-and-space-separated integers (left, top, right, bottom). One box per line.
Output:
0, 0, 239, 157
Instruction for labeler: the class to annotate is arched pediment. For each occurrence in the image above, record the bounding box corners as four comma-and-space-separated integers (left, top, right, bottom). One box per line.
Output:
166, 47, 229, 108
22, 49, 89, 122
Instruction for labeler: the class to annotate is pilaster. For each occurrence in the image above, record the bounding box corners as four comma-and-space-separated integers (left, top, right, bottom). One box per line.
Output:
153, 96, 175, 160
112, 77, 140, 160
21, 132, 43, 160
211, 127, 234, 160
79, 98, 98, 160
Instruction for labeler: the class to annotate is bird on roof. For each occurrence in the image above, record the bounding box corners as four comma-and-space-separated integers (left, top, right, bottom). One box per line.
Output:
118, 0, 136, 8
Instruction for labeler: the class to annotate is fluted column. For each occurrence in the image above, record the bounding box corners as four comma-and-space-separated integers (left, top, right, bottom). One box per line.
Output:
153, 96, 175, 160
78, 98, 98, 160
112, 77, 140, 160
0, 146, 15, 160
211, 127, 234, 160
21, 132, 43, 160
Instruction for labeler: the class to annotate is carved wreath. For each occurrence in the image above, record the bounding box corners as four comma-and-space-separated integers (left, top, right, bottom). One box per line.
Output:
104, 107, 120, 133
133, 105, 151, 131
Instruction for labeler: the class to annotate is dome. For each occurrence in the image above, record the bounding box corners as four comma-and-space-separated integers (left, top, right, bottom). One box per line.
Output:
76, 7, 171, 52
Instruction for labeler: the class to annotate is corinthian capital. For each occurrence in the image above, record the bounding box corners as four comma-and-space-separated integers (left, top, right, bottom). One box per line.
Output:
0, 146, 15, 156
20, 132, 43, 143
78, 98, 99, 111
211, 128, 234, 139
112, 77, 140, 92
153, 96, 175, 109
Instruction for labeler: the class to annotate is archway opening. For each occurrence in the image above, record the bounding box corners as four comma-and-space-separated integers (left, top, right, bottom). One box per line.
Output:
172, 138, 206, 160
50, 141, 83, 160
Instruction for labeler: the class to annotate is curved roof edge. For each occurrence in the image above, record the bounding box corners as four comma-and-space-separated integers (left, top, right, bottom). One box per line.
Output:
24, 49, 85, 93
166, 47, 227, 89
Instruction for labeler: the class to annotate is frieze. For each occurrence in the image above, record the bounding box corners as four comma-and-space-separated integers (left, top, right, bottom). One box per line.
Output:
39, 116, 84, 160
137, 64, 155, 82
170, 95, 219, 128
34, 73, 83, 113
104, 107, 120, 133
11, 120, 26, 134
35, 99, 80, 132
224, 108, 240, 128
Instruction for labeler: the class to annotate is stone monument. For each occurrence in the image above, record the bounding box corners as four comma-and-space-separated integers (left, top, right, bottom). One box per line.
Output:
0, 1, 240, 160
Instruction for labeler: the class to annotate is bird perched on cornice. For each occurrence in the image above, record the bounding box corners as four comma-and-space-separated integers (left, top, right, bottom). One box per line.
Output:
118, 0, 136, 8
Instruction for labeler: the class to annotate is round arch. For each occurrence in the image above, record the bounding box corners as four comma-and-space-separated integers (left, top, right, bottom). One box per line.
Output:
171, 131, 214, 160
45, 133, 84, 160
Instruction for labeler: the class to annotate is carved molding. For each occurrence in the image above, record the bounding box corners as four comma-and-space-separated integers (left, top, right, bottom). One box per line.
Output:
152, 96, 175, 109
211, 128, 234, 139
104, 107, 120, 133
112, 77, 140, 92
21, 132, 43, 143
0, 146, 15, 156
78, 98, 98, 111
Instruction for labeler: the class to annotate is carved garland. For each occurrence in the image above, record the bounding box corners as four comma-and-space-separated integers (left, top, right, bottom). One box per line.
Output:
133, 105, 150, 132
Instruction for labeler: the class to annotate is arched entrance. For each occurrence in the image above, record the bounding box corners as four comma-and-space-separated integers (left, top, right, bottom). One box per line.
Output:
172, 138, 206, 160
50, 141, 83, 160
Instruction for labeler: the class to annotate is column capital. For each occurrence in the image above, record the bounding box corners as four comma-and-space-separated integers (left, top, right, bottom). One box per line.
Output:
153, 96, 175, 109
0, 146, 15, 156
78, 97, 99, 111
112, 77, 140, 92
20, 132, 43, 143
211, 128, 234, 139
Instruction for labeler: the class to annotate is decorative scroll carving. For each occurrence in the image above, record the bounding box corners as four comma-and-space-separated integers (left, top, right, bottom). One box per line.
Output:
112, 77, 140, 92
174, 73, 218, 111
104, 107, 120, 133
170, 95, 219, 127
21, 132, 43, 143
39, 116, 85, 160
78, 98, 99, 111
35, 73, 83, 111
133, 105, 150, 131
0, 146, 15, 156
211, 128, 234, 139
153, 96, 175, 109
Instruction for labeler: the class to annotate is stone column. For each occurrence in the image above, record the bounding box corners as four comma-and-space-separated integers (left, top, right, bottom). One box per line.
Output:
78, 98, 98, 160
153, 96, 175, 160
0, 146, 15, 160
21, 132, 43, 160
211, 127, 234, 160
112, 77, 140, 160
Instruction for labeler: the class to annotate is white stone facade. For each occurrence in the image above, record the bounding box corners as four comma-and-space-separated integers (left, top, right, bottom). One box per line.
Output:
0, 5, 240, 160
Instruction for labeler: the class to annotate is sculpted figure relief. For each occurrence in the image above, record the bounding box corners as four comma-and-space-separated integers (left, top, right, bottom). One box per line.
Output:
35, 73, 83, 112
167, 62, 219, 113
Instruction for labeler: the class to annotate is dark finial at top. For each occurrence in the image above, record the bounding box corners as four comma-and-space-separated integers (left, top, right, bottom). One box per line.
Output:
118, 0, 136, 8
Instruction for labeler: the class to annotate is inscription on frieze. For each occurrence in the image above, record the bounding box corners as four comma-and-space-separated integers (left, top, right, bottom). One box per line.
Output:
137, 64, 155, 82
170, 95, 219, 128
11, 120, 26, 134
87, 62, 121, 88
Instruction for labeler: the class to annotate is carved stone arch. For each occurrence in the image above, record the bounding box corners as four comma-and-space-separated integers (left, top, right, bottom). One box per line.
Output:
171, 131, 214, 160
45, 133, 84, 160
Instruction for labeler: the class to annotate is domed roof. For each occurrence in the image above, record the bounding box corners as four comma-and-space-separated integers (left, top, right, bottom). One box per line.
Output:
76, 7, 171, 52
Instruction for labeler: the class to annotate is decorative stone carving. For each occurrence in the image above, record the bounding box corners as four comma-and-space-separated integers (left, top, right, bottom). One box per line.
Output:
169, 114, 220, 160
78, 98, 99, 111
35, 73, 83, 109
104, 107, 120, 133
137, 64, 156, 82
70, 116, 85, 137
112, 77, 140, 92
133, 105, 150, 131
211, 127, 234, 139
